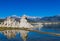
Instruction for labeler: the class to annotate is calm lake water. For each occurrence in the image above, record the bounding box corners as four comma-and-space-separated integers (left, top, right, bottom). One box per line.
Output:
0, 24, 60, 41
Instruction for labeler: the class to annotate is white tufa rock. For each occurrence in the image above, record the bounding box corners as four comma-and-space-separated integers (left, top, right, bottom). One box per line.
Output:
19, 15, 33, 28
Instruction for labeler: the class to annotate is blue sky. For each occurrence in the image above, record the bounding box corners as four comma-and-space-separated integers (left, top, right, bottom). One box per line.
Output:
0, 0, 60, 18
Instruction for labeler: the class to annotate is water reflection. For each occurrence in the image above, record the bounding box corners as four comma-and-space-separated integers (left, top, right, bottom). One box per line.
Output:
19, 30, 29, 41
0, 25, 43, 41
1, 30, 29, 41
0, 24, 60, 41
2, 30, 17, 38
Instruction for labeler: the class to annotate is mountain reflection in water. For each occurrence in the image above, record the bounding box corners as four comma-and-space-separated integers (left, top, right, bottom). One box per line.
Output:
0, 24, 60, 41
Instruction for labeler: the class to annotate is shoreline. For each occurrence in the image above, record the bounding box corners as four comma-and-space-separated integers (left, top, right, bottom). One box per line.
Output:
0, 27, 60, 36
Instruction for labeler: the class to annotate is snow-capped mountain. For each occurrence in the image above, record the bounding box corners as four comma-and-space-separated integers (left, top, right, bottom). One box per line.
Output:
0, 15, 60, 22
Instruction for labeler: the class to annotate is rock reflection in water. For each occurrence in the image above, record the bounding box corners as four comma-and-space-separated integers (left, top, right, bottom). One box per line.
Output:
19, 30, 29, 41
1, 30, 29, 41
2, 30, 17, 38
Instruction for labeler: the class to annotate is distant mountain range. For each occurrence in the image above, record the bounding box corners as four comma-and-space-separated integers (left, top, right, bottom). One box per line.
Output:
40, 15, 60, 22
0, 15, 60, 22
27, 15, 60, 22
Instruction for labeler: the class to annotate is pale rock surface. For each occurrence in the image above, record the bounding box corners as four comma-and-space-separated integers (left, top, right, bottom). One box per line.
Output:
19, 15, 33, 28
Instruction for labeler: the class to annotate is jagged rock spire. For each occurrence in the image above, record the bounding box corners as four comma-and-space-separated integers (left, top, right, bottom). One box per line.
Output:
19, 14, 33, 28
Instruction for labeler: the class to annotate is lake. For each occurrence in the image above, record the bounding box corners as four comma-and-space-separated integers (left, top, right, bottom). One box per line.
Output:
0, 24, 60, 41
